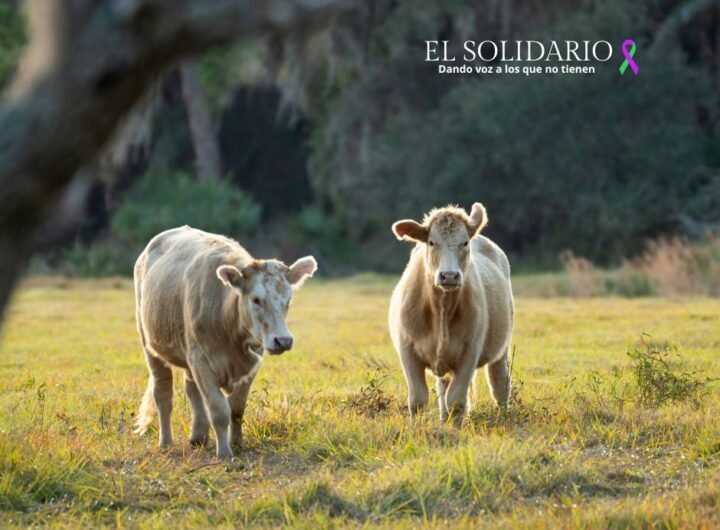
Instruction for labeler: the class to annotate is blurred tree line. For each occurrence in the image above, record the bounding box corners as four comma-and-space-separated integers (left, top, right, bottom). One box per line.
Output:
2, 0, 719, 275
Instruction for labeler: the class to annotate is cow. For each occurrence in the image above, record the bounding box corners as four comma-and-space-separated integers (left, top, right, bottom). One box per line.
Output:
388, 203, 514, 425
133, 226, 317, 460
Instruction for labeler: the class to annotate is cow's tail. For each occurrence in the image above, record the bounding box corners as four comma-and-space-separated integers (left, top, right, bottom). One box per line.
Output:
134, 378, 155, 435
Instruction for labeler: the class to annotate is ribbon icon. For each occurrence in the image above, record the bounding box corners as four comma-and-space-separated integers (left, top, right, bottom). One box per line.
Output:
619, 39, 639, 75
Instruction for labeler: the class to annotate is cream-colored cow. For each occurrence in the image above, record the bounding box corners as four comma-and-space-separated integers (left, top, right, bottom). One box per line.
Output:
388, 204, 514, 424
133, 226, 316, 459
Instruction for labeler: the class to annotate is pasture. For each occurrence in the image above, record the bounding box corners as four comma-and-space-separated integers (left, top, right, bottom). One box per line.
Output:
0, 277, 719, 528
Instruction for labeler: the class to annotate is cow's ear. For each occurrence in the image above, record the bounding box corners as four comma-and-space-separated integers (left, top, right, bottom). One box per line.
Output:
287, 256, 317, 287
217, 265, 244, 289
469, 203, 488, 236
392, 220, 428, 243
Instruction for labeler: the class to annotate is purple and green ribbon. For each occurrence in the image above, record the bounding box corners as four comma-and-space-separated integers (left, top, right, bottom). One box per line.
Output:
619, 39, 639, 75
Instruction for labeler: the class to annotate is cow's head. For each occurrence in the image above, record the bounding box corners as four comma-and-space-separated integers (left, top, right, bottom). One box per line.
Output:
216, 256, 317, 354
392, 203, 487, 291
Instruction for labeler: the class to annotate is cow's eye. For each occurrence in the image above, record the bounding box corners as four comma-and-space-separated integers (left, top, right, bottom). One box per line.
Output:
252, 297, 261, 306
428, 241, 435, 247
463, 241, 469, 247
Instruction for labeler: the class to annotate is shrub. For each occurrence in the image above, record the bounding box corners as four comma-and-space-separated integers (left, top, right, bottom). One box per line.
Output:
603, 263, 656, 298
57, 241, 137, 277
637, 237, 697, 297
343, 370, 400, 418
576, 336, 715, 410
560, 232, 720, 298
679, 233, 720, 296
560, 250, 603, 297
627, 337, 715, 408
111, 169, 261, 246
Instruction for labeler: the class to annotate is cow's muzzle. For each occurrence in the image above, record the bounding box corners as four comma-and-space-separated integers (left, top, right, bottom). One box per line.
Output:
435, 270, 463, 290
266, 335, 293, 355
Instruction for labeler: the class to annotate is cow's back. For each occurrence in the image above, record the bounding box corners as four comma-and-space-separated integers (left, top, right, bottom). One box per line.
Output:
134, 226, 251, 365
472, 235, 511, 281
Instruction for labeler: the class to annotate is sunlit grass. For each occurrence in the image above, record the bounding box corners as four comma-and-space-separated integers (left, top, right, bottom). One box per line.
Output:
0, 276, 718, 528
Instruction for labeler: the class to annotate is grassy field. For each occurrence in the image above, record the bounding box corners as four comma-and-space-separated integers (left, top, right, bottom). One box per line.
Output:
0, 276, 719, 529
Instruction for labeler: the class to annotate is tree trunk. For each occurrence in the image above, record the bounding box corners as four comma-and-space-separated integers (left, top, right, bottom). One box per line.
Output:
180, 60, 223, 181
0, 0, 353, 325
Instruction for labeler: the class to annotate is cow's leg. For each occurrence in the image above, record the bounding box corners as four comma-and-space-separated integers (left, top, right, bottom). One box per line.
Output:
444, 355, 478, 427
145, 350, 174, 447
437, 376, 450, 422
184, 372, 210, 446
485, 349, 511, 407
227, 379, 252, 449
398, 345, 428, 416
190, 358, 233, 460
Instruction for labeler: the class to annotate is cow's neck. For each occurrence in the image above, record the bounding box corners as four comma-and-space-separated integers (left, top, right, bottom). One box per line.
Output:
420, 267, 465, 362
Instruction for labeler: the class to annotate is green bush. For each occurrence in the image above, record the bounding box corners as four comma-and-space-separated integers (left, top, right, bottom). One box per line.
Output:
57, 241, 136, 277
603, 266, 656, 298
111, 170, 262, 246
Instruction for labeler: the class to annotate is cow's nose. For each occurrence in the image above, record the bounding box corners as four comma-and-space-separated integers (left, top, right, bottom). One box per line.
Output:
273, 336, 293, 351
439, 271, 461, 284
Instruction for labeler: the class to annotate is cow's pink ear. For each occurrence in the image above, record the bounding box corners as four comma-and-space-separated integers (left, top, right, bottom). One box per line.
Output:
469, 203, 488, 235
287, 256, 317, 287
217, 265, 244, 289
392, 220, 428, 243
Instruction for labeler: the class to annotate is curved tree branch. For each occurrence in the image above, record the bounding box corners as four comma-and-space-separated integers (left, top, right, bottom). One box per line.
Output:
0, 0, 354, 323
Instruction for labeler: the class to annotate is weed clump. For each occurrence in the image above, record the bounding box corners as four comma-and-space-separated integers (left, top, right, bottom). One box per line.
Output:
627, 337, 715, 408
577, 336, 715, 410
343, 370, 400, 418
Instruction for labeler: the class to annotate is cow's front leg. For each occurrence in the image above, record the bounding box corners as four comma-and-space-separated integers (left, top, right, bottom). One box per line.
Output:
444, 355, 478, 427
227, 379, 253, 449
190, 358, 233, 460
398, 345, 428, 416
184, 372, 210, 446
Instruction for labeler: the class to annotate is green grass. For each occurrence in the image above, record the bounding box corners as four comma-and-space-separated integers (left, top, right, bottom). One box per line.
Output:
0, 276, 719, 528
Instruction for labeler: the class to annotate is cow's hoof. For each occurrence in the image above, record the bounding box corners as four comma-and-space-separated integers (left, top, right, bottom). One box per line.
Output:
189, 434, 209, 447
447, 406, 466, 428
216, 447, 234, 461
409, 404, 428, 418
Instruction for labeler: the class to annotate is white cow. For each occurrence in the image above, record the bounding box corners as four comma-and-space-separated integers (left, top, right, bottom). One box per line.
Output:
133, 226, 316, 459
388, 204, 514, 424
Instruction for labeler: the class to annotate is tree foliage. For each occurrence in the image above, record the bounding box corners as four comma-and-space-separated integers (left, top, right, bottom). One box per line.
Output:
305, 0, 720, 265
111, 169, 261, 246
